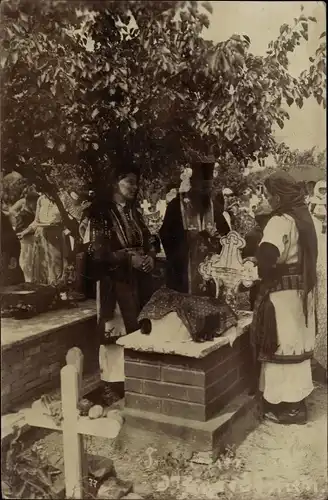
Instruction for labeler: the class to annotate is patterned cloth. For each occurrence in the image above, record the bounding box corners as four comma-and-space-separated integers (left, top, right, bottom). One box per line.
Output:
138, 287, 238, 342
81, 202, 160, 340
231, 210, 258, 238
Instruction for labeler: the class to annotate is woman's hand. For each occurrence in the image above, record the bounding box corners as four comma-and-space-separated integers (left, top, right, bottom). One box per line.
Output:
17, 229, 28, 239
131, 254, 144, 270
141, 255, 155, 273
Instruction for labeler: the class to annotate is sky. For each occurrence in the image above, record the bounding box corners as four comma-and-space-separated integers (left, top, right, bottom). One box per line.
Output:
201, 1, 326, 151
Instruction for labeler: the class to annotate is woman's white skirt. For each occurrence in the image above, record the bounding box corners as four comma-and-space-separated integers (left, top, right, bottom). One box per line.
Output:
259, 289, 315, 404
99, 344, 124, 383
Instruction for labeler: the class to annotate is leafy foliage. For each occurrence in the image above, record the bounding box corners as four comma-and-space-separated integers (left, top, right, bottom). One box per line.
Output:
273, 143, 326, 171
213, 157, 248, 195
1, 426, 62, 499
0, 0, 326, 201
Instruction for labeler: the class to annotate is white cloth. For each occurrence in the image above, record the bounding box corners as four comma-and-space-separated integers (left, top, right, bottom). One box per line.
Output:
99, 345, 125, 383
259, 215, 315, 404
99, 303, 126, 383
149, 312, 191, 342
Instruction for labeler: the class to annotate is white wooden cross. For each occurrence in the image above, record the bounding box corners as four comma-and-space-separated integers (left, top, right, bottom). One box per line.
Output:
198, 230, 258, 311
22, 348, 123, 499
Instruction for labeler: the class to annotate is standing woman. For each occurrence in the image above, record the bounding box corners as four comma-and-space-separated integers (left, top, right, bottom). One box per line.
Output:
15, 191, 39, 282
251, 172, 318, 424
80, 165, 160, 401
17, 191, 71, 285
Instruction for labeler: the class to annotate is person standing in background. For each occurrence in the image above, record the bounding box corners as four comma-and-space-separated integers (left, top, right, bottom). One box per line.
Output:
15, 191, 39, 282
17, 192, 71, 285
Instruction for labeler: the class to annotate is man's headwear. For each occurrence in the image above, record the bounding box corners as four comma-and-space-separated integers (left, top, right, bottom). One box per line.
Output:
191, 155, 215, 181
185, 149, 216, 180
264, 171, 318, 323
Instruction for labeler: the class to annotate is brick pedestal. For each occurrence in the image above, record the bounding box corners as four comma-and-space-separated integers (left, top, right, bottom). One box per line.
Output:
124, 331, 252, 422
117, 313, 260, 459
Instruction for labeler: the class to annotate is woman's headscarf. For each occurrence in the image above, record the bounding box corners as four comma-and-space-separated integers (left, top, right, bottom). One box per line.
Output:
313, 180, 326, 202
264, 171, 318, 323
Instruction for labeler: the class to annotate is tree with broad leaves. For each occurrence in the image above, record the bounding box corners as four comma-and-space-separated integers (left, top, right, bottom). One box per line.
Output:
0, 0, 326, 206
213, 156, 249, 196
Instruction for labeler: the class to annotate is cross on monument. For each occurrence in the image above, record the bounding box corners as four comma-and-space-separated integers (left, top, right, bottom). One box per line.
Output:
198, 230, 258, 311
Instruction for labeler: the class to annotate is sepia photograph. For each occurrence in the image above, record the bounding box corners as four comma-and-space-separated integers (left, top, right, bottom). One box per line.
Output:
0, 1, 327, 499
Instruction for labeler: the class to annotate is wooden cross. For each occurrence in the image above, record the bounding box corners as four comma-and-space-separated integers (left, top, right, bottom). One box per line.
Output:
22, 347, 122, 499
198, 230, 258, 311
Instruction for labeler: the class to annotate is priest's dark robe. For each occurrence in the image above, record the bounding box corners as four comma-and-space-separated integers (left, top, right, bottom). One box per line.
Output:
159, 194, 230, 296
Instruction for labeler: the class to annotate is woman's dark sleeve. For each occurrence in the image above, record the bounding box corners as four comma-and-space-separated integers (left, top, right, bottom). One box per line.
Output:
256, 242, 280, 281
242, 225, 263, 259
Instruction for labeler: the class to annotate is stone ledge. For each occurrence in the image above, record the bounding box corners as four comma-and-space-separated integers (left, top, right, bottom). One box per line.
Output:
117, 312, 252, 358
118, 391, 261, 461
1, 299, 97, 350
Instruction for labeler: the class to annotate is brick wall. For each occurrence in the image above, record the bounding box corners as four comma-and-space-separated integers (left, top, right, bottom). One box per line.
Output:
1, 316, 99, 414
125, 328, 252, 422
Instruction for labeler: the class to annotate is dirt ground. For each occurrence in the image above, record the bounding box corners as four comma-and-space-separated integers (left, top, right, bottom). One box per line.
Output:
30, 382, 327, 500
